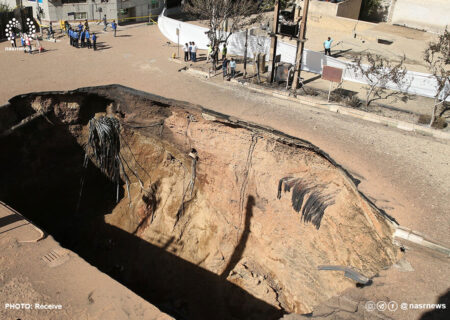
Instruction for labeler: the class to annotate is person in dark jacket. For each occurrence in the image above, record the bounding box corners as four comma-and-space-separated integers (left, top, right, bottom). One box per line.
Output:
222, 57, 229, 78
48, 22, 54, 39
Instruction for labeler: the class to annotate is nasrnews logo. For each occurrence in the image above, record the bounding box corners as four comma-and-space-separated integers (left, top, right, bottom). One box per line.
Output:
4, 303, 62, 310
365, 300, 447, 312
4, 47, 26, 52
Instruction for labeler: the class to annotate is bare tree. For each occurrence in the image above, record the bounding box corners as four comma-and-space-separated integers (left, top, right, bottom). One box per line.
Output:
350, 53, 410, 107
0, 1, 11, 13
424, 27, 450, 127
184, 0, 260, 69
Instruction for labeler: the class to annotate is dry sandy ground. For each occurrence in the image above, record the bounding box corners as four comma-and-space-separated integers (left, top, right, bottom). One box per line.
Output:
0, 202, 172, 320
0, 24, 449, 319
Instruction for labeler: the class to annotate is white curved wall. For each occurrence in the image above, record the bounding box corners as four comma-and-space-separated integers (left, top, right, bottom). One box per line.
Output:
158, 10, 448, 100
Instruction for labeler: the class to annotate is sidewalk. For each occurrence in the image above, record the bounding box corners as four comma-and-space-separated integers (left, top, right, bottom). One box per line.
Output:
173, 57, 450, 140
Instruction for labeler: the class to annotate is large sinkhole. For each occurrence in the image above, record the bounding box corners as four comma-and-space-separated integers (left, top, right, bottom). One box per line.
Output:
0, 85, 399, 319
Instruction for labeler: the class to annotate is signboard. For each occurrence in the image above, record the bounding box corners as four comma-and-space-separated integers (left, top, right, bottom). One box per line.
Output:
322, 65, 343, 83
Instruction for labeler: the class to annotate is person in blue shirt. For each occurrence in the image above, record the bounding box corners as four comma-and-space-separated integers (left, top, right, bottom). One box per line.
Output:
92, 33, 97, 51
85, 30, 91, 49
74, 31, 79, 48
68, 29, 72, 46
323, 36, 333, 56
78, 22, 83, 32
70, 29, 75, 47
111, 20, 117, 37
80, 29, 86, 47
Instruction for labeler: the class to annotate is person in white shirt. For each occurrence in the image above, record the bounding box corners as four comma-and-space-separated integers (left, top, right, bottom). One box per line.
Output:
183, 43, 189, 62
229, 58, 236, 78
191, 42, 198, 62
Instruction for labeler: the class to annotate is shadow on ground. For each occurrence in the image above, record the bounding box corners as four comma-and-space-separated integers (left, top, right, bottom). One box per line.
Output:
0, 95, 285, 320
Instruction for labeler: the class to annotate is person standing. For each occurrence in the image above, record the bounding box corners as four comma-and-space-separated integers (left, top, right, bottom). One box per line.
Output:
222, 57, 229, 78
323, 36, 333, 56
65, 21, 70, 35
10, 31, 16, 47
85, 29, 91, 49
74, 30, 79, 48
48, 22, 54, 39
103, 15, 107, 32
111, 20, 117, 37
183, 43, 189, 62
188, 42, 192, 61
81, 29, 86, 47
92, 33, 97, 51
222, 44, 227, 60
25, 35, 32, 54
84, 19, 89, 31
191, 42, 197, 62
229, 58, 236, 78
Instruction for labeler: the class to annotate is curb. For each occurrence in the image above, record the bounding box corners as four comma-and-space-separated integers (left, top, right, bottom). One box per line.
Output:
183, 67, 450, 140
394, 226, 450, 256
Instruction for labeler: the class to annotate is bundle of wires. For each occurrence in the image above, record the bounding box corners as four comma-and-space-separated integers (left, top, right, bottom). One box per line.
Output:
82, 116, 128, 203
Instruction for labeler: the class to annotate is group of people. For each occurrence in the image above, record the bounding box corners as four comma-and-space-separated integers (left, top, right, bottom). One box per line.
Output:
102, 15, 118, 37
183, 42, 198, 62
182, 41, 237, 78
207, 43, 227, 64
67, 20, 97, 50
8, 31, 37, 54
222, 57, 237, 79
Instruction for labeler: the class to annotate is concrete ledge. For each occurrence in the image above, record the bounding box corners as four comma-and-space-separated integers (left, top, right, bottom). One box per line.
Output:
394, 226, 450, 256
186, 67, 209, 79
182, 66, 450, 140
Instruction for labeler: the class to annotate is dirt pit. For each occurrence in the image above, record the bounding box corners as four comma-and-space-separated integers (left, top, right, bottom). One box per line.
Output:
0, 85, 399, 319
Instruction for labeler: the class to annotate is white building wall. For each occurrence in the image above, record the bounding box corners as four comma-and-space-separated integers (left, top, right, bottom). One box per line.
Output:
390, 0, 450, 33
14, 0, 164, 22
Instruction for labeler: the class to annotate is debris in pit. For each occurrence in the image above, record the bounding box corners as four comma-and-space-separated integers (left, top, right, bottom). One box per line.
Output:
318, 265, 371, 285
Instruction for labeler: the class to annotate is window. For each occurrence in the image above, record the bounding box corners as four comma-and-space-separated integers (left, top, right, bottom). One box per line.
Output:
74, 12, 87, 20
151, 0, 159, 9
62, 0, 87, 3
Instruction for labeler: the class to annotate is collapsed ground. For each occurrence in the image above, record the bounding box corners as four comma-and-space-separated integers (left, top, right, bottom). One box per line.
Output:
0, 86, 399, 319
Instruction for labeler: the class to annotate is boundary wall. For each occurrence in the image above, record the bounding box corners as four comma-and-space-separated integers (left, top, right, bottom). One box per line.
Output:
158, 9, 449, 100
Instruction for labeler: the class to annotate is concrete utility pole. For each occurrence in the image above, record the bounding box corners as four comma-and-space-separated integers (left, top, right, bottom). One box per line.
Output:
292, 0, 310, 91
269, 0, 280, 83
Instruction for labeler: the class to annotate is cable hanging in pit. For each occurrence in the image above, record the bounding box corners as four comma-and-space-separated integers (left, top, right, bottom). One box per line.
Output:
76, 116, 147, 213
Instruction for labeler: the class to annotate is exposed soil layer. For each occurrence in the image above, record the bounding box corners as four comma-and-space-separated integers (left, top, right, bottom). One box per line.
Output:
0, 85, 399, 319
